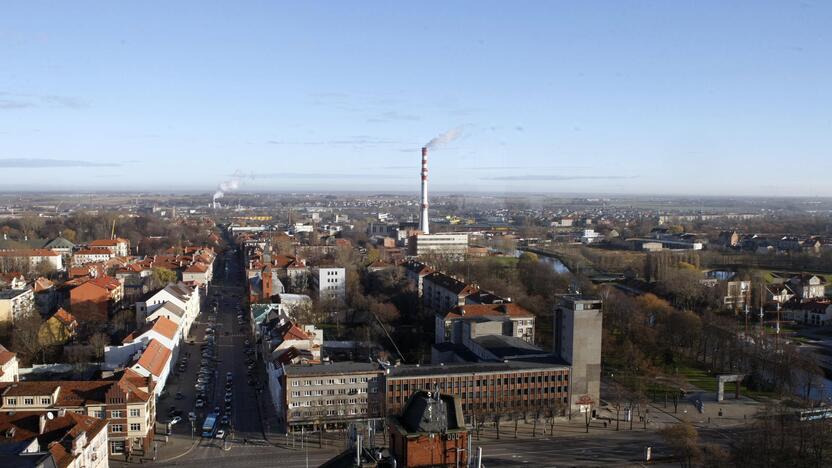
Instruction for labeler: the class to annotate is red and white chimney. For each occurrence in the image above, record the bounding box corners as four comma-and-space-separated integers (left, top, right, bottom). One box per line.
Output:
419, 147, 430, 234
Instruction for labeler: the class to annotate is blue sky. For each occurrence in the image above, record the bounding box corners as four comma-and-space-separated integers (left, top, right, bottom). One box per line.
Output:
1, 1, 830, 196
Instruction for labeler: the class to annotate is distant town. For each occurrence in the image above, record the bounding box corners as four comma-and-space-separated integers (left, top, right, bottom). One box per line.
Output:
0, 190, 830, 467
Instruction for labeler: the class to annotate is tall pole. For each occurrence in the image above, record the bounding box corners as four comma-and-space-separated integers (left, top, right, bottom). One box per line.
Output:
420, 147, 430, 234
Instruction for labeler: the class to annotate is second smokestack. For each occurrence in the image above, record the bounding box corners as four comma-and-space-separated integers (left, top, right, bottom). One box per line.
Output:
420, 147, 430, 234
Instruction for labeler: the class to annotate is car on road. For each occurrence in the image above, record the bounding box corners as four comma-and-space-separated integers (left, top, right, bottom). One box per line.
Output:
195, 399, 205, 408
175, 392, 184, 400
226, 371, 232, 379
170, 416, 182, 426
167, 407, 180, 416
195, 384, 205, 392
224, 395, 232, 403
244, 339, 250, 346
216, 429, 226, 439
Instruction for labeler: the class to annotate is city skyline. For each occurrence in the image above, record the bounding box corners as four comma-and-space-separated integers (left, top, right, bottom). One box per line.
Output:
2, 1, 831, 196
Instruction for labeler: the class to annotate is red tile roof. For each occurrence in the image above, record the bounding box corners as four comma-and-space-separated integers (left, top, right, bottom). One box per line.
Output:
53, 308, 77, 327
443, 303, 534, 320
0, 344, 16, 366
135, 339, 171, 378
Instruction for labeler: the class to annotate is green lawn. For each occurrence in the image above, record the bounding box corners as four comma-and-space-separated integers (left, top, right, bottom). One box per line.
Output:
672, 360, 777, 400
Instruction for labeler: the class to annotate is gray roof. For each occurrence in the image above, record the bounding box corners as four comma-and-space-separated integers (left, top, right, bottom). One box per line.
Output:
387, 359, 568, 379
284, 361, 382, 377
400, 391, 464, 433
42, 236, 75, 249
0, 289, 31, 300
472, 335, 549, 359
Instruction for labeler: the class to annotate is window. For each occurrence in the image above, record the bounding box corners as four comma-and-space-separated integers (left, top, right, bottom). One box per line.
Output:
7, 398, 16, 405
111, 410, 124, 418
130, 408, 141, 417
111, 424, 125, 433
110, 441, 125, 454
95, 410, 105, 418
24, 398, 34, 405
41, 397, 51, 405
130, 423, 141, 432
291, 381, 300, 387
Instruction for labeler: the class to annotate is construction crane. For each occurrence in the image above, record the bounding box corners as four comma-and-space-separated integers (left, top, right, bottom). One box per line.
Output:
111, 219, 116, 240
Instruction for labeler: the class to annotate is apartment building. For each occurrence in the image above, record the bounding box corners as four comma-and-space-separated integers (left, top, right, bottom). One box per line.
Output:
273, 362, 384, 432
89, 238, 130, 257
311, 266, 346, 303
422, 272, 478, 313
137, 282, 200, 339
402, 260, 434, 296
0, 287, 34, 324
0, 369, 156, 458
0, 249, 64, 272
408, 233, 469, 259
72, 248, 114, 266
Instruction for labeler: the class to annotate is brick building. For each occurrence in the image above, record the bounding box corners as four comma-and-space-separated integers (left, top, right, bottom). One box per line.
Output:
388, 390, 468, 467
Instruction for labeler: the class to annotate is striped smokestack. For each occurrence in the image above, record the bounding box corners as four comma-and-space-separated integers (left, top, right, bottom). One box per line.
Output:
419, 146, 430, 234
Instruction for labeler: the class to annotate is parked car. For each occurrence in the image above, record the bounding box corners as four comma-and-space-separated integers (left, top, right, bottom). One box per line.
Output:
195, 399, 205, 408
221, 415, 229, 425
216, 429, 226, 439
175, 392, 184, 400
170, 416, 182, 426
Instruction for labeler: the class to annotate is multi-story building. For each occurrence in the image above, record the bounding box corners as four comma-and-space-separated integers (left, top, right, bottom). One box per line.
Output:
0, 248, 64, 272
0, 369, 156, 459
311, 266, 346, 303
0, 410, 109, 468
0, 287, 34, 324
435, 303, 535, 345
789, 274, 827, 301
271, 362, 384, 433
69, 276, 124, 323
422, 272, 478, 313
408, 233, 469, 259
89, 238, 130, 257
72, 248, 114, 266
554, 295, 602, 413
402, 260, 434, 296
384, 361, 570, 419
137, 282, 200, 339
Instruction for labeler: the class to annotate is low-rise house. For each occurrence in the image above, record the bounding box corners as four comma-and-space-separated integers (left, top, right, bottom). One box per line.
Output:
42, 236, 76, 265
33, 276, 58, 316
38, 308, 79, 347
105, 316, 180, 373
789, 274, 827, 301
0, 410, 109, 468
0, 370, 156, 459
783, 301, 832, 326
0, 287, 35, 324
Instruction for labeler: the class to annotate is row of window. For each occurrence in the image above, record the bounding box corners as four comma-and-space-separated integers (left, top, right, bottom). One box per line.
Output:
290, 398, 367, 407
291, 377, 369, 386
106, 409, 142, 418
290, 407, 367, 418
110, 423, 142, 433
5, 397, 51, 406
390, 374, 567, 393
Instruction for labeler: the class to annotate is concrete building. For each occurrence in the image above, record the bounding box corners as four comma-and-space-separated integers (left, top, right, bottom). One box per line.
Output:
385, 360, 570, 418
388, 390, 468, 468
435, 303, 535, 345
408, 233, 469, 259
311, 266, 346, 303
422, 272, 478, 313
0, 287, 34, 324
789, 274, 827, 301
554, 295, 602, 413
270, 362, 384, 433
402, 261, 434, 296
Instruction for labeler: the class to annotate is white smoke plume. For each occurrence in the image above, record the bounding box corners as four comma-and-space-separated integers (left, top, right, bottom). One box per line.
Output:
425, 127, 462, 150
212, 171, 242, 205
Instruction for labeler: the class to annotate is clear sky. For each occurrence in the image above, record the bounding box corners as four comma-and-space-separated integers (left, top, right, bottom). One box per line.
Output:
1, 1, 830, 196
